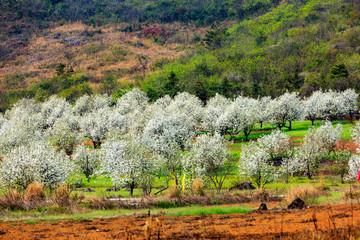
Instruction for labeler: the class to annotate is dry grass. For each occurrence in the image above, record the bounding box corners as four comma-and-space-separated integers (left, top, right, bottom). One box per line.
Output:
166, 184, 182, 199
84, 196, 114, 210
251, 188, 270, 202
0, 189, 24, 210
24, 182, 45, 202
52, 184, 71, 207
283, 185, 326, 206
1, 22, 209, 91
191, 179, 205, 196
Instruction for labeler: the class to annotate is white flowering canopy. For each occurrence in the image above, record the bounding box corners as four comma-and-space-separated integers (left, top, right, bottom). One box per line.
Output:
72, 145, 101, 181
315, 121, 342, 154
40, 96, 72, 129
114, 89, 150, 133
268, 92, 304, 130
216, 96, 259, 140
202, 93, 231, 133
258, 130, 291, 163
239, 142, 277, 187
258, 96, 272, 126
79, 106, 127, 147
182, 133, 232, 193
291, 126, 324, 179
303, 90, 325, 124
0, 141, 74, 190
342, 89, 358, 117
166, 92, 204, 123
73, 94, 112, 116
100, 135, 163, 195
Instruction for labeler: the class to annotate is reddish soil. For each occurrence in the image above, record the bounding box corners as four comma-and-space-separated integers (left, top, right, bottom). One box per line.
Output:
2, 204, 360, 239
335, 140, 358, 154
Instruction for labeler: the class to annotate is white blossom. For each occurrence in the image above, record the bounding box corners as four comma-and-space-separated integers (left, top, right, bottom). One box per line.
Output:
216, 96, 259, 141
40, 96, 72, 129
72, 145, 101, 182
315, 121, 342, 155
73, 94, 112, 116
268, 92, 304, 130
239, 142, 277, 187
0, 141, 74, 190
291, 127, 323, 179
182, 134, 232, 193
347, 155, 360, 181
258, 130, 292, 163
202, 93, 231, 133
100, 135, 163, 196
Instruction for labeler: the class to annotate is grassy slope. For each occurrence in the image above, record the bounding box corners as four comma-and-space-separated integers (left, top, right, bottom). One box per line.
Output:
0, 22, 209, 92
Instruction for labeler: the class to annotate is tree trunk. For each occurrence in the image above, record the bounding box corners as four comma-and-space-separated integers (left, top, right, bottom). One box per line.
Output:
260, 121, 263, 130
307, 164, 312, 180
93, 140, 101, 149
244, 131, 249, 141
311, 119, 314, 126
288, 121, 292, 131
130, 181, 135, 196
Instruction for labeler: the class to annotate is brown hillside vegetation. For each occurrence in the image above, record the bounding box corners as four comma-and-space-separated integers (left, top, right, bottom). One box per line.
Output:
2, 204, 360, 239
0, 22, 211, 92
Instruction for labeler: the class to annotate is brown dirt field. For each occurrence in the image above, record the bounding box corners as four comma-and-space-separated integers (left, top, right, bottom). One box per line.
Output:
2, 204, 360, 239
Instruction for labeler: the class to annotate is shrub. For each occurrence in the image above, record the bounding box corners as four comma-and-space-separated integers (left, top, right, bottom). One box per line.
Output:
251, 188, 270, 202
191, 179, 205, 196
0, 189, 24, 210
24, 182, 45, 202
84, 196, 114, 210
166, 184, 181, 198
52, 184, 70, 207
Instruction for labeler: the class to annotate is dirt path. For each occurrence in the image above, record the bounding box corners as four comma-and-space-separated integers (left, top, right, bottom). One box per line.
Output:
1, 204, 360, 239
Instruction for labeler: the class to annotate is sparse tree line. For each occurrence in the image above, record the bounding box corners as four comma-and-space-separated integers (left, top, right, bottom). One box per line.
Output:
0, 88, 359, 195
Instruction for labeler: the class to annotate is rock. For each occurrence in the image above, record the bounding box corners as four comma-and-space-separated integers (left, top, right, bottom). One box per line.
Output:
230, 182, 256, 191
83, 188, 95, 192
72, 41, 81, 46
288, 198, 305, 209
105, 186, 121, 192
259, 203, 267, 210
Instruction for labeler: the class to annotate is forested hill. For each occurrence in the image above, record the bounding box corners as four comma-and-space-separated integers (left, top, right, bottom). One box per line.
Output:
0, 0, 280, 25
1, 0, 360, 111
143, 0, 360, 101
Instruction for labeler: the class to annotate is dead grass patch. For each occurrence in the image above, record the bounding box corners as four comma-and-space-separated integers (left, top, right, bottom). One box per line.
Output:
283, 185, 326, 206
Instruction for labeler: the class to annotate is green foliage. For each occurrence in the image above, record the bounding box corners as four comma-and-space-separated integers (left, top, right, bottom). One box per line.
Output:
55, 64, 66, 76
330, 63, 349, 79
98, 76, 119, 95
142, 0, 360, 101
59, 82, 93, 103
0, 0, 280, 26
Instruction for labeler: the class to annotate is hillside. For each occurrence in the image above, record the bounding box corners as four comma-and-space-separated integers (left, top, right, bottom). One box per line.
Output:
143, 0, 360, 100
0, 22, 213, 110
